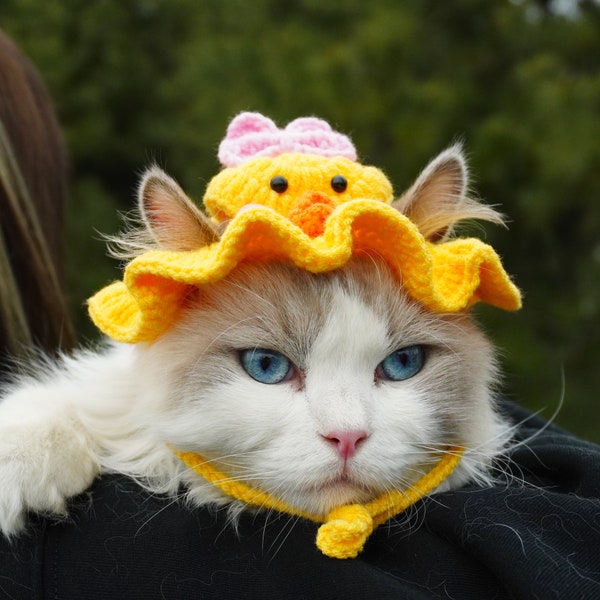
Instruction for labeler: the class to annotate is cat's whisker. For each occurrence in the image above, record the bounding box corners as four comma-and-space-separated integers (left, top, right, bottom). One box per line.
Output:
133, 489, 191, 539
178, 447, 274, 468
264, 513, 302, 560
505, 377, 565, 454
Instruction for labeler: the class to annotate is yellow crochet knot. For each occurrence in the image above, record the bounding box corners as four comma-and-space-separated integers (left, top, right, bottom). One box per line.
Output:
316, 504, 374, 559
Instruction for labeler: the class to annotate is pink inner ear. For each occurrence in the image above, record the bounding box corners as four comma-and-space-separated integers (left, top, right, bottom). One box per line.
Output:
145, 188, 180, 231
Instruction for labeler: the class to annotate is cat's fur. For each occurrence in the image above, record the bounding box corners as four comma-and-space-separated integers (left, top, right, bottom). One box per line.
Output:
0, 146, 513, 536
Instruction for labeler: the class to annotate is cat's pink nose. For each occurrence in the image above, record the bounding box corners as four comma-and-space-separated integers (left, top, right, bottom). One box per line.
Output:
323, 430, 368, 460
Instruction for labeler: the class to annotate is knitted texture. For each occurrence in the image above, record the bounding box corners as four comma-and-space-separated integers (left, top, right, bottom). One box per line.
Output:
218, 112, 357, 167
175, 446, 464, 559
287, 192, 336, 238
88, 200, 521, 343
203, 153, 393, 222
88, 112, 522, 343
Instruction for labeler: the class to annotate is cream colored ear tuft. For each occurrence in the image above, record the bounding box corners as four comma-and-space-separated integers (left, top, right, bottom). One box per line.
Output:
139, 166, 219, 251
393, 145, 504, 242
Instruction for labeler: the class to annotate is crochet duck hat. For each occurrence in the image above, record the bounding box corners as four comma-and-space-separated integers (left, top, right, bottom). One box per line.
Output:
89, 112, 521, 344
88, 112, 521, 559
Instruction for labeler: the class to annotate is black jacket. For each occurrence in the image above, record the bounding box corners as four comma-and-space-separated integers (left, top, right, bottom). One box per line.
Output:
1, 400, 599, 599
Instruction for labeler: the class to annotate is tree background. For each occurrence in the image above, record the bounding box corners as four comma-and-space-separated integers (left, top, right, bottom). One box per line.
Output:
1, 0, 598, 441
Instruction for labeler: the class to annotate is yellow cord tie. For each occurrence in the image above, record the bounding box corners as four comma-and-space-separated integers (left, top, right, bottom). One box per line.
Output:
175, 445, 464, 559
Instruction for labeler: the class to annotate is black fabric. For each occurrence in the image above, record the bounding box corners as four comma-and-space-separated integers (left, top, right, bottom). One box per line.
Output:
1, 399, 599, 599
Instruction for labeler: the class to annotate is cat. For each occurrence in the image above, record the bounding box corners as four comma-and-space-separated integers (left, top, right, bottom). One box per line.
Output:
0, 145, 514, 538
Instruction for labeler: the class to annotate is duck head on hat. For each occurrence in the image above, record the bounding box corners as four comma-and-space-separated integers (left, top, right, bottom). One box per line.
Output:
204, 112, 393, 237
88, 112, 521, 344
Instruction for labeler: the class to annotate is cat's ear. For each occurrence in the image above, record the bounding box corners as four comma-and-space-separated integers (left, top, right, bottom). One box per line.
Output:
392, 144, 504, 242
139, 166, 220, 251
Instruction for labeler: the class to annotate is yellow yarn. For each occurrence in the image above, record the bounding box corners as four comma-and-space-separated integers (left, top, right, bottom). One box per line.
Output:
203, 153, 394, 221
175, 446, 464, 559
86, 125, 522, 343
316, 505, 374, 560
88, 199, 521, 343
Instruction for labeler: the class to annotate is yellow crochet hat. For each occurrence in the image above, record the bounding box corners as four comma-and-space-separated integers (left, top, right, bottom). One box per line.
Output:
88, 112, 521, 344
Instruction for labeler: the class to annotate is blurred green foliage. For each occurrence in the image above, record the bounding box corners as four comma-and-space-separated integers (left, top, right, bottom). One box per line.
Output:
1, 0, 598, 441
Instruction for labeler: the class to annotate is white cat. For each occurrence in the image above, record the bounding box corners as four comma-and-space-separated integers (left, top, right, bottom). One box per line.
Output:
0, 146, 514, 537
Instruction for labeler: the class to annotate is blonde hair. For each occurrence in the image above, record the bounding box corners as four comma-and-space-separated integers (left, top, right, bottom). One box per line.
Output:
0, 31, 74, 363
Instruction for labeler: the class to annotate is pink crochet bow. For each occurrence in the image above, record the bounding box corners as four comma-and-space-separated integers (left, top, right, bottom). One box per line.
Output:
218, 112, 357, 167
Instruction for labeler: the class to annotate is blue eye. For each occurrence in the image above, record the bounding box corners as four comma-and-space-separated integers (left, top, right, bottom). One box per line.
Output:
240, 348, 293, 384
378, 345, 425, 381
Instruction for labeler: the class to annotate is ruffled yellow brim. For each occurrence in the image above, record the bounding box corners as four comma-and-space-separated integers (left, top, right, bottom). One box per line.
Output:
88, 199, 521, 344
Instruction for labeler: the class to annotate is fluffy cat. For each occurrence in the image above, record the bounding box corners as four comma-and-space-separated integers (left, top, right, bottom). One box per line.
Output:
0, 146, 513, 538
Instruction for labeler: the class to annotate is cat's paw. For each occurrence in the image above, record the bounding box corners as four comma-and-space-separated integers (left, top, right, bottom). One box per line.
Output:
0, 402, 100, 536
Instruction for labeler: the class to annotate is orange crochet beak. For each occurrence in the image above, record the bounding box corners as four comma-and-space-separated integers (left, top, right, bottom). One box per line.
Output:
288, 191, 337, 238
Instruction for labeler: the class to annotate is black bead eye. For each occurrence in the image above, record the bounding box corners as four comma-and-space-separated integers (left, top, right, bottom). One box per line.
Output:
270, 176, 288, 193
331, 175, 348, 193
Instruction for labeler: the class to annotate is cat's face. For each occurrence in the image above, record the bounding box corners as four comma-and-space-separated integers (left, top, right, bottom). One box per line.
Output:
135, 258, 508, 516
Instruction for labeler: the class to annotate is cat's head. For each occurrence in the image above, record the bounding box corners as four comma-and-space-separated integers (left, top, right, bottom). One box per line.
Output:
124, 145, 514, 516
